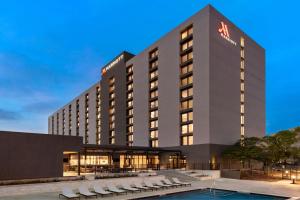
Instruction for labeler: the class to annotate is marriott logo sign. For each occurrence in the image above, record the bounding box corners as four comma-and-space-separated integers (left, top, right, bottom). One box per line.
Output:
218, 21, 237, 46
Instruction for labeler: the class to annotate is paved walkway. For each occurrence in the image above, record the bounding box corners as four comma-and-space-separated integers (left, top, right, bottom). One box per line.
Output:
0, 178, 300, 199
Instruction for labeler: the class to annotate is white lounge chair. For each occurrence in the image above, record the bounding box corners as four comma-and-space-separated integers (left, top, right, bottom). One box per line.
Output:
93, 185, 113, 196
78, 185, 97, 198
143, 180, 161, 190
120, 183, 141, 193
153, 179, 173, 188
106, 183, 127, 195
162, 178, 181, 187
59, 187, 80, 199
133, 181, 151, 190
172, 177, 192, 186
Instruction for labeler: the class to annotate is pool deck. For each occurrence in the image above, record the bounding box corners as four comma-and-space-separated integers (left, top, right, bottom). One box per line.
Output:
0, 178, 300, 199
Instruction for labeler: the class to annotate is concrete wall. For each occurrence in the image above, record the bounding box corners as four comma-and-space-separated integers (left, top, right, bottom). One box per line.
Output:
0, 131, 82, 181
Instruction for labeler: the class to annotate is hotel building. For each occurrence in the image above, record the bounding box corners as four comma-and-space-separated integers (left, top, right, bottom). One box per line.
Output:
48, 5, 265, 172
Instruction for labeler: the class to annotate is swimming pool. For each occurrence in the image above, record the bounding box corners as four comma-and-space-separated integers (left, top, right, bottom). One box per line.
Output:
144, 189, 288, 200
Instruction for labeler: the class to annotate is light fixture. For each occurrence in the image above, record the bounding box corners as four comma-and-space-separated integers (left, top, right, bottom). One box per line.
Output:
291, 175, 296, 184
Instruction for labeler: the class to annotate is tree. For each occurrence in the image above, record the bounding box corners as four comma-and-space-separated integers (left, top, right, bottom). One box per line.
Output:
260, 130, 299, 166
222, 137, 262, 168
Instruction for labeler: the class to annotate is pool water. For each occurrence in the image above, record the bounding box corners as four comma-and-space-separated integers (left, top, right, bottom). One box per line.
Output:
147, 189, 287, 200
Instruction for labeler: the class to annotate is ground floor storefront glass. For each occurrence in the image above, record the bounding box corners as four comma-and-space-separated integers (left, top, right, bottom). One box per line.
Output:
63, 147, 182, 176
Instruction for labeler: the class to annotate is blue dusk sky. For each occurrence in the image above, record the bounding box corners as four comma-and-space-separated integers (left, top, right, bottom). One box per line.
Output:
0, 0, 299, 134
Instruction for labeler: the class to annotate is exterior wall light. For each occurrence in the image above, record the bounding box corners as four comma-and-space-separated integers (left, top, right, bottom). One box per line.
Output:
291, 175, 296, 184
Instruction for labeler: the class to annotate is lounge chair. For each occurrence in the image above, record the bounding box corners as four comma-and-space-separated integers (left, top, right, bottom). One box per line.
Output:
106, 183, 127, 195
59, 187, 80, 199
143, 180, 162, 190
153, 179, 173, 188
93, 185, 113, 196
133, 182, 151, 190
120, 183, 141, 193
172, 177, 192, 186
162, 178, 181, 187
78, 185, 97, 198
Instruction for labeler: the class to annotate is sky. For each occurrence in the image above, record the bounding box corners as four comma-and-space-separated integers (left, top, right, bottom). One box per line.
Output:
0, 0, 299, 134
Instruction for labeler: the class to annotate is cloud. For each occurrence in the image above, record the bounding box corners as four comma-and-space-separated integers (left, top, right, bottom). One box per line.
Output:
22, 101, 60, 114
0, 108, 21, 121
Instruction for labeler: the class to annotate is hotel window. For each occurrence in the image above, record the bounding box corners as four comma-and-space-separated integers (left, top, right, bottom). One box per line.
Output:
150, 90, 158, 99
127, 74, 133, 82
180, 75, 193, 87
150, 110, 158, 119
109, 93, 115, 99
126, 65, 134, 146
180, 99, 193, 110
150, 60, 158, 70
150, 130, 158, 139
181, 40, 193, 51
148, 48, 159, 147
182, 136, 193, 146
150, 80, 158, 89
56, 112, 59, 135
127, 92, 133, 99
180, 24, 194, 146
109, 77, 115, 144
150, 100, 158, 109
181, 124, 193, 135
62, 109, 66, 135
127, 125, 133, 133
127, 100, 133, 107
181, 111, 193, 123
149, 49, 158, 59
68, 105, 72, 136
181, 63, 193, 75
181, 51, 193, 63
127, 117, 133, 125
181, 26, 193, 40
127, 83, 133, 91
76, 99, 79, 136
127, 108, 133, 116
240, 37, 245, 141
181, 87, 193, 98
150, 70, 158, 79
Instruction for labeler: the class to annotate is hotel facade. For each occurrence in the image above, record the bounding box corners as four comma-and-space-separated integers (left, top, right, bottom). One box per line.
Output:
48, 5, 265, 172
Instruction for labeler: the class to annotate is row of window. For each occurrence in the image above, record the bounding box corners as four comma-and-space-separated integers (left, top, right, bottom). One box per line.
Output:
109, 77, 116, 144
180, 25, 194, 146
51, 86, 101, 142
126, 65, 134, 146
96, 87, 101, 145
149, 48, 159, 147
85, 94, 89, 144
240, 37, 245, 140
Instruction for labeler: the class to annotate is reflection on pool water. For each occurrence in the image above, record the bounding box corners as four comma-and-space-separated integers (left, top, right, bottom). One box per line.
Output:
145, 189, 288, 200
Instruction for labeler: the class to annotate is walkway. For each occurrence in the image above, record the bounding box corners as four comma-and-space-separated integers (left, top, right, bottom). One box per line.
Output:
0, 178, 300, 199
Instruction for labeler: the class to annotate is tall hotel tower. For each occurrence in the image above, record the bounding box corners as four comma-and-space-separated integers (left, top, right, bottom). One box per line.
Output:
49, 5, 265, 166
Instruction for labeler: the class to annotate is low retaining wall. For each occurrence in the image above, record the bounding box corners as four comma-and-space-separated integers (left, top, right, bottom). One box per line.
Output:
221, 169, 241, 179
